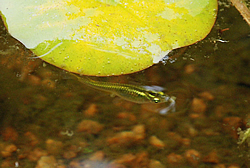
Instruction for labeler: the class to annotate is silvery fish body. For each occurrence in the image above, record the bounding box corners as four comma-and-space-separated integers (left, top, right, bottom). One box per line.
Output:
74, 74, 176, 113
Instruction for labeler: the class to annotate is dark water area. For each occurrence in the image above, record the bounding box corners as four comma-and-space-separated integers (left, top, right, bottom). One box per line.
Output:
0, 1, 250, 168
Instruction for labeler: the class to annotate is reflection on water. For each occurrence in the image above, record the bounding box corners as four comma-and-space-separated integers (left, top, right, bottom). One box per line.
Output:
0, 1, 250, 168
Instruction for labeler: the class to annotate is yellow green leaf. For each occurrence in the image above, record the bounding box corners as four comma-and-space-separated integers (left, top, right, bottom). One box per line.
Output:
0, 0, 217, 76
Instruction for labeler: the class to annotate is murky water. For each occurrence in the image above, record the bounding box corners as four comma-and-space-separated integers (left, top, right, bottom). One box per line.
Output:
0, 1, 249, 168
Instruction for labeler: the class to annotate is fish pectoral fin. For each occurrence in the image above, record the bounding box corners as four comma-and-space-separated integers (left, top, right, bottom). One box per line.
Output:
110, 93, 116, 97
158, 97, 176, 115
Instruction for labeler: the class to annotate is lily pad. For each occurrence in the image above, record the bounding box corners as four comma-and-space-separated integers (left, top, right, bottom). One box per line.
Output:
0, 0, 217, 76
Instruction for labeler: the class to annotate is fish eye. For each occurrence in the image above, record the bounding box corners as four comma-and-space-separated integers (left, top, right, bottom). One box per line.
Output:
153, 97, 161, 103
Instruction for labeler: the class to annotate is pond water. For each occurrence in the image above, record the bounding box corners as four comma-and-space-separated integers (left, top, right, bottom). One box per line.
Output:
0, 1, 249, 168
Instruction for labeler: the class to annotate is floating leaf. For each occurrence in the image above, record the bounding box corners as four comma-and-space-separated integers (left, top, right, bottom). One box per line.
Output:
0, 0, 217, 76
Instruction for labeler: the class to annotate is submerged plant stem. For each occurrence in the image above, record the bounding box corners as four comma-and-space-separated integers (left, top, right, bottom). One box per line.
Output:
231, 0, 250, 25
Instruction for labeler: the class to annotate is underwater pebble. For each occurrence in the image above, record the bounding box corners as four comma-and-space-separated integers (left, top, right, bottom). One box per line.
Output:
41, 79, 56, 89
191, 98, 207, 114
166, 153, 184, 165
187, 125, 198, 137
63, 145, 79, 159
215, 105, 229, 118
198, 91, 214, 101
1, 144, 17, 157
117, 112, 137, 121
149, 136, 165, 148
19, 59, 42, 82
189, 113, 203, 119
108, 162, 127, 168
133, 152, 149, 168
68, 160, 81, 168
223, 117, 242, 139
27, 148, 48, 161
115, 152, 149, 167
132, 124, 145, 140
107, 125, 145, 146
84, 103, 98, 116
2, 127, 18, 141
46, 139, 63, 155
17, 149, 28, 160
213, 164, 226, 168
149, 159, 165, 168
1, 159, 13, 167
77, 160, 122, 168
38, 68, 54, 79
107, 131, 135, 146
113, 153, 136, 165
55, 165, 67, 168
181, 138, 191, 146
243, 114, 250, 125
202, 150, 219, 164
184, 64, 196, 74
167, 132, 182, 143
63, 150, 77, 159
62, 91, 75, 98
89, 151, 105, 161
24, 132, 40, 146
184, 149, 201, 166
227, 164, 241, 168
27, 74, 41, 86
35, 156, 57, 168
77, 120, 103, 134
202, 128, 220, 136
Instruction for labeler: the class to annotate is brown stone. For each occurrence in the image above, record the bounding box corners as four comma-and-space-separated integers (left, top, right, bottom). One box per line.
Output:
185, 64, 196, 74
27, 75, 41, 86
1, 144, 17, 157
202, 150, 220, 164
184, 149, 201, 166
215, 105, 230, 118
2, 127, 18, 142
198, 91, 214, 101
167, 132, 182, 143
227, 164, 241, 168
181, 138, 191, 146
41, 79, 56, 89
191, 98, 207, 113
149, 136, 165, 148
36, 156, 57, 168
133, 152, 149, 168
223, 117, 242, 139
107, 131, 135, 146
84, 104, 98, 116
117, 112, 136, 121
114, 152, 150, 168
114, 153, 136, 164
214, 164, 226, 168
132, 124, 145, 140
167, 153, 184, 165
89, 151, 105, 161
1, 160, 13, 168
68, 161, 81, 168
46, 139, 63, 155
107, 125, 145, 146
28, 148, 48, 161
77, 120, 103, 134
24, 132, 39, 146
149, 159, 165, 168
63, 151, 77, 159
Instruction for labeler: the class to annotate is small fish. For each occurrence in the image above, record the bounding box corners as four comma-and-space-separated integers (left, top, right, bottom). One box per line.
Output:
73, 74, 176, 113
